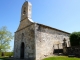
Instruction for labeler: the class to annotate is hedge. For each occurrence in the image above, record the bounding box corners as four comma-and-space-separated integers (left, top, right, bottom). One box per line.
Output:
70, 32, 80, 46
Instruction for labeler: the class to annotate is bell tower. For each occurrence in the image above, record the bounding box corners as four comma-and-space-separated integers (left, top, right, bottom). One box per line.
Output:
21, 1, 32, 20
14, 1, 35, 59
17, 1, 33, 31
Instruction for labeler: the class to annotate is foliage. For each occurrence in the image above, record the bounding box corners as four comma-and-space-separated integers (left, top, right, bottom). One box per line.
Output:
5, 52, 13, 57
0, 52, 13, 57
43, 56, 80, 60
70, 32, 80, 46
0, 26, 13, 52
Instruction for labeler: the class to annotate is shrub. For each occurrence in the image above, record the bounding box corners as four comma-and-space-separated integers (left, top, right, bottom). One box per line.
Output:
70, 32, 80, 46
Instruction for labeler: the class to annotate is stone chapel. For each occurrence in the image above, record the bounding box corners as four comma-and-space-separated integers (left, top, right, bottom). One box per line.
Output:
14, 1, 70, 60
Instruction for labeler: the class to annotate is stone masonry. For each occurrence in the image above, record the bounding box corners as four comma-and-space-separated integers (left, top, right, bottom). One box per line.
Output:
14, 1, 70, 60
35, 24, 70, 60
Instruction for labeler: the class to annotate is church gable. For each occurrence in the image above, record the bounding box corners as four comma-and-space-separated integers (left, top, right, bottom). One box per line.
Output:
17, 18, 33, 31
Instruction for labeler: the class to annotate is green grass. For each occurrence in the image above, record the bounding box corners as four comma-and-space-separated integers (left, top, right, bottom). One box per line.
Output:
0, 56, 9, 60
43, 56, 80, 60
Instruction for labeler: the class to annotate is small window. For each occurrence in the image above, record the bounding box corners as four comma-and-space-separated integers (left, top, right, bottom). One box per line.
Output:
68, 41, 70, 47
23, 7, 26, 15
22, 33, 24, 40
37, 25, 41, 31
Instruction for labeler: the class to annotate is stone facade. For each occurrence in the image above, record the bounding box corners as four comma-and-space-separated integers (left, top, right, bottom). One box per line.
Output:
14, 23, 35, 58
14, 1, 35, 59
14, 1, 70, 60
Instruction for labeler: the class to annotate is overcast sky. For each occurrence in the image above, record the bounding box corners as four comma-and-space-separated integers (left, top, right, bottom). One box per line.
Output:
0, 0, 80, 51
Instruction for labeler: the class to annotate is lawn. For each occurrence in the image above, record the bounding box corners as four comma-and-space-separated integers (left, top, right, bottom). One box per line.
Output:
0, 57, 9, 60
0, 58, 8, 60
43, 56, 80, 60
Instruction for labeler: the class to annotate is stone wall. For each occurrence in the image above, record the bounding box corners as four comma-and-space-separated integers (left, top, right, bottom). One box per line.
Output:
67, 46, 80, 57
14, 23, 35, 59
35, 24, 70, 60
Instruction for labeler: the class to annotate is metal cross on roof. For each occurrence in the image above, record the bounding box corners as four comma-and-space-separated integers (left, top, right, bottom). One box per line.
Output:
63, 38, 66, 42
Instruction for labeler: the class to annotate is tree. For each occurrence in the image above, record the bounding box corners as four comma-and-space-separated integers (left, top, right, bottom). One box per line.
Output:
70, 32, 80, 46
0, 26, 13, 52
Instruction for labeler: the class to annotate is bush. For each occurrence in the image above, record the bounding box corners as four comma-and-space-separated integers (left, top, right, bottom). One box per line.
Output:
0, 52, 13, 57
70, 32, 80, 46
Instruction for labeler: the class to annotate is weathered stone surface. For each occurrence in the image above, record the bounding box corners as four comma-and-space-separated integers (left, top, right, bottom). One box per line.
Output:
35, 24, 70, 60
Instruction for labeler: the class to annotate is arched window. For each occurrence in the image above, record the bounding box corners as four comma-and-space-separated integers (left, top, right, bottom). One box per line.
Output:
23, 7, 26, 15
22, 33, 24, 40
68, 41, 70, 47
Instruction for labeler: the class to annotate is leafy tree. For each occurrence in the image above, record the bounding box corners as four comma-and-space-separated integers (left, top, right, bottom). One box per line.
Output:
0, 26, 13, 52
70, 32, 80, 46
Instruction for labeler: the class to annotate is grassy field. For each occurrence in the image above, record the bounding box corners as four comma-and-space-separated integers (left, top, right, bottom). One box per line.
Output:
43, 56, 80, 60
0, 56, 80, 60
0, 57, 9, 60
0, 58, 8, 60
